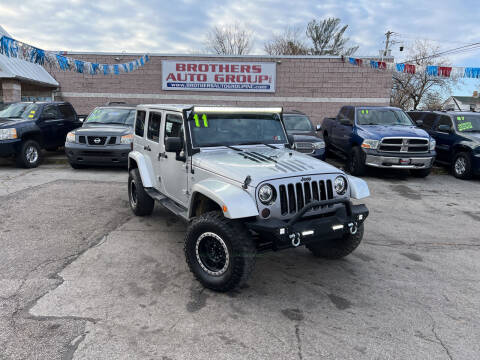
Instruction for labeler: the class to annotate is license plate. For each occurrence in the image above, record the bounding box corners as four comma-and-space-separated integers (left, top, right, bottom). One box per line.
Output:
399, 158, 411, 165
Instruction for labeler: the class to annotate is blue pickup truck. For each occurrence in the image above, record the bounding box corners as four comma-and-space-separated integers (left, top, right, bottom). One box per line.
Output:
322, 106, 436, 177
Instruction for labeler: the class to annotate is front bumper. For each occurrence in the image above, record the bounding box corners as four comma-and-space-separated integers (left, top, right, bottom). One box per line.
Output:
0, 139, 22, 157
246, 199, 368, 251
364, 149, 435, 169
65, 142, 130, 166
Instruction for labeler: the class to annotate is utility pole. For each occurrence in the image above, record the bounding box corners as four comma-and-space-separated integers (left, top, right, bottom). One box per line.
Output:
382, 30, 394, 61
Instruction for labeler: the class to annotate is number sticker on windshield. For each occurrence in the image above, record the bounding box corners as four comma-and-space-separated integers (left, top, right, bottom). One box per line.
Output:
458, 122, 473, 131
193, 114, 208, 128
361, 110, 369, 114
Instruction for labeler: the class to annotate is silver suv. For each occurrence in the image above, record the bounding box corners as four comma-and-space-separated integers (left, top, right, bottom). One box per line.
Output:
128, 105, 370, 292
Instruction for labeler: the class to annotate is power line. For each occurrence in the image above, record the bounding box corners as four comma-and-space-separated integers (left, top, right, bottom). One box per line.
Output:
400, 42, 480, 63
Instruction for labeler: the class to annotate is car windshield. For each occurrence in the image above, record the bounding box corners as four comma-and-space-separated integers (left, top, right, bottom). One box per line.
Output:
283, 115, 313, 132
85, 108, 135, 125
453, 114, 480, 132
189, 113, 287, 147
356, 108, 414, 126
0, 103, 29, 118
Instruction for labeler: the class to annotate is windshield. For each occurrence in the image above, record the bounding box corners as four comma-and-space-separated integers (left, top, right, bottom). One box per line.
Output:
283, 115, 313, 132
356, 108, 414, 126
454, 115, 480, 132
0, 103, 29, 118
85, 108, 135, 126
189, 113, 287, 147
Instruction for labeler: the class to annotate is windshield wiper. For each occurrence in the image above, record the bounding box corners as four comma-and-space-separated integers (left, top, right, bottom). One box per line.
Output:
237, 142, 278, 148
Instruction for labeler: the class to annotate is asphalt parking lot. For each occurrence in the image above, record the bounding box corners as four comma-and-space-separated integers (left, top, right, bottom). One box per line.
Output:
0, 155, 479, 360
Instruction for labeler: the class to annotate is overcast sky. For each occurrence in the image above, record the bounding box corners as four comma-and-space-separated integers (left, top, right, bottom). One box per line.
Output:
0, 0, 478, 94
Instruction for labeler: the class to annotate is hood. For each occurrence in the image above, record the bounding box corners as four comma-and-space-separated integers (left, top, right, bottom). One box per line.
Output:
0, 117, 30, 128
73, 123, 132, 136
356, 125, 430, 140
292, 133, 323, 142
193, 145, 343, 186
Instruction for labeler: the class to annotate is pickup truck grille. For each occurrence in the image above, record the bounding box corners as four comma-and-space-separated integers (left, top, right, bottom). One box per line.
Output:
294, 142, 315, 154
87, 136, 107, 145
278, 179, 334, 215
378, 138, 429, 153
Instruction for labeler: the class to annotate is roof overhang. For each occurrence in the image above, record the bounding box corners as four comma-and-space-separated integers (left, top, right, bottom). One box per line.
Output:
0, 54, 59, 87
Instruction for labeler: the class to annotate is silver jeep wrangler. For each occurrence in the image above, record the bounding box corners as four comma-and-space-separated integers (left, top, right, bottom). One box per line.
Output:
128, 105, 370, 292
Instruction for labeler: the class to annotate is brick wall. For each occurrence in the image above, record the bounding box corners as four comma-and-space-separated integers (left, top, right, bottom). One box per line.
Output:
1, 79, 21, 103
49, 54, 392, 125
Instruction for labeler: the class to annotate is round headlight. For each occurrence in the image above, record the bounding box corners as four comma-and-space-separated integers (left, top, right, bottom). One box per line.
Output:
258, 184, 275, 204
334, 176, 347, 195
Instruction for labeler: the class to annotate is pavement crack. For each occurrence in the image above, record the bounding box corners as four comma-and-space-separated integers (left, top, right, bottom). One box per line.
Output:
295, 324, 303, 360
424, 312, 454, 360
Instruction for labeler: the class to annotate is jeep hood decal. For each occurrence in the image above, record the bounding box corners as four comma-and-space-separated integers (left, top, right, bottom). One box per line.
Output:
193, 146, 342, 186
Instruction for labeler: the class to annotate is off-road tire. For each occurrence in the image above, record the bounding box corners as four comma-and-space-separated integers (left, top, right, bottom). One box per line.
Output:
347, 146, 367, 176
15, 140, 42, 168
452, 152, 473, 179
307, 223, 364, 259
410, 168, 431, 178
128, 168, 154, 216
184, 211, 256, 292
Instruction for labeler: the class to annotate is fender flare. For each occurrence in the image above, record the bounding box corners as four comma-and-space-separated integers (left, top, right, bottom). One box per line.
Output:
190, 179, 259, 219
128, 151, 154, 188
347, 175, 370, 199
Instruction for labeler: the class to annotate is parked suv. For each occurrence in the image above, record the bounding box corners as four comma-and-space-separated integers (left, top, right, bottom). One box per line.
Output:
283, 111, 325, 159
408, 111, 480, 179
322, 106, 436, 177
127, 105, 370, 291
0, 101, 80, 168
65, 105, 136, 168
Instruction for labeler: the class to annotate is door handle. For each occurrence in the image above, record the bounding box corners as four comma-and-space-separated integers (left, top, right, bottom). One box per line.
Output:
144, 145, 151, 151
158, 152, 167, 160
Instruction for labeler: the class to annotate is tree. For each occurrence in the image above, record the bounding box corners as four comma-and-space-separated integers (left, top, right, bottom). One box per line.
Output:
204, 23, 253, 55
390, 40, 461, 110
306, 18, 358, 56
264, 27, 308, 55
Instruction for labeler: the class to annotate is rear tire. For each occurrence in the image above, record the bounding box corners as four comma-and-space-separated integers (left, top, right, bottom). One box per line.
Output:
410, 168, 431, 178
185, 211, 256, 292
452, 152, 473, 179
347, 146, 366, 176
128, 168, 154, 216
16, 140, 42, 168
307, 223, 364, 259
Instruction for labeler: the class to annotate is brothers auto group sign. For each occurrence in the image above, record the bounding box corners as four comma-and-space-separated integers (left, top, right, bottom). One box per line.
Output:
162, 60, 276, 92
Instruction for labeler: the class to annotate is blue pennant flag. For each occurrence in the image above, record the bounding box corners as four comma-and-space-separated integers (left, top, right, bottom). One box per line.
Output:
145, 55, 149, 62
396, 63, 405, 72
122, 64, 129, 73
0, 36, 18, 57
464, 68, 480, 78
56, 54, 69, 70
426, 66, 438, 76
348, 57, 356, 65
140, 57, 144, 66
370, 60, 378, 68
102, 64, 110, 75
135, 59, 139, 68
74, 60, 84, 73
90, 63, 99, 75
129, 62, 134, 72
113, 64, 120, 75
30, 47, 45, 65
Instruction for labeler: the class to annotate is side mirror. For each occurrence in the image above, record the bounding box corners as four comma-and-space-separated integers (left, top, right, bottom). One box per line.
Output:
316, 124, 322, 131
416, 120, 424, 127
78, 115, 87, 123
437, 124, 452, 133
165, 137, 183, 153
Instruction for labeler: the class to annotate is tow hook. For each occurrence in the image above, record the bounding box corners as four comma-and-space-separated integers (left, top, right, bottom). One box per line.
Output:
289, 233, 301, 247
348, 222, 358, 235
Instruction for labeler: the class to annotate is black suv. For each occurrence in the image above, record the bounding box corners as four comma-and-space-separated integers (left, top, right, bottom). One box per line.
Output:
0, 101, 81, 168
408, 111, 480, 179
283, 111, 325, 159
65, 105, 136, 168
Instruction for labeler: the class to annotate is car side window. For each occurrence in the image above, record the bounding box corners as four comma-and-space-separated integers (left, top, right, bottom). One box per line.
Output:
135, 110, 146, 137
147, 112, 162, 142
338, 107, 347, 121
165, 113, 184, 139
435, 115, 453, 132
42, 105, 61, 120
346, 108, 354, 122
422, 114, 437, 130
58, 104, 76, 121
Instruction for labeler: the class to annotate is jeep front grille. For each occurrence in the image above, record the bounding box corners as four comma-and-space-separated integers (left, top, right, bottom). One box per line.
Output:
378, 138, 429, 153
295, 142, 315, 154
278, 179, 334, 215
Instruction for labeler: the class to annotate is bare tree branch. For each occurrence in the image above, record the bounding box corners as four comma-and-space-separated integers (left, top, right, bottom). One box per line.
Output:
204, 23, 254, 55
306, 17, 358, 56
264, 26, 309, 55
